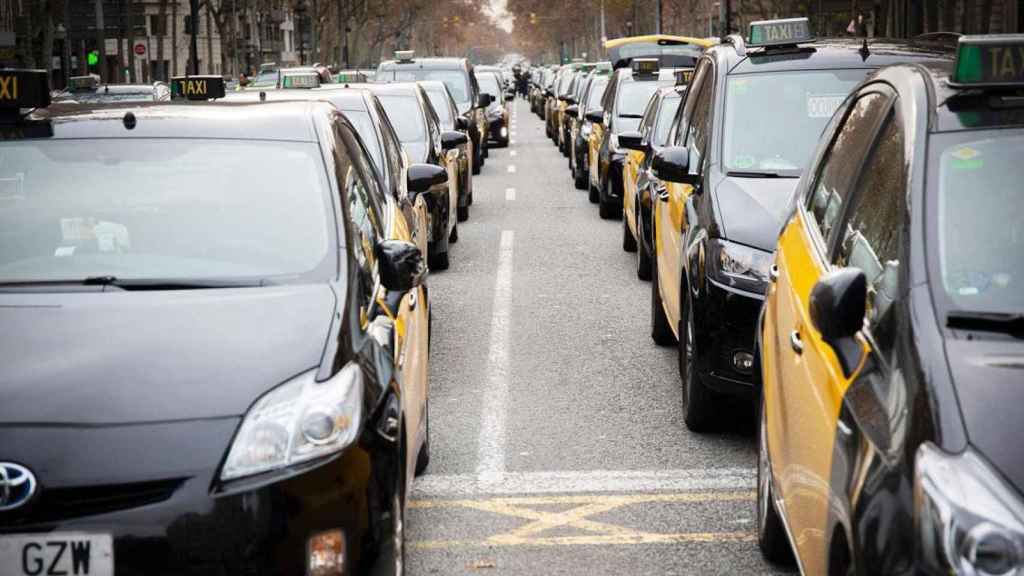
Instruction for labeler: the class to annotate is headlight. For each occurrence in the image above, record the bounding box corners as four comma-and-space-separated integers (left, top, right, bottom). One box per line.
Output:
916, 443, 1024, 576
707, 239, 772, 294
220, 363, 363, 481
581, 121, 592, 139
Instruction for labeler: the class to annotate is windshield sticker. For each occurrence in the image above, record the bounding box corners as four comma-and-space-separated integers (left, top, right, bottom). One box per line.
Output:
729, 78, 750, 96
950, 146, 984, 171
53, 246, 75, 257
806, 94, 846, 118
732, 155, 755, 169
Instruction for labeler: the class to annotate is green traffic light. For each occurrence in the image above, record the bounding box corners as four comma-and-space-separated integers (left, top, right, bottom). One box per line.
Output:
87, 51, 99, 66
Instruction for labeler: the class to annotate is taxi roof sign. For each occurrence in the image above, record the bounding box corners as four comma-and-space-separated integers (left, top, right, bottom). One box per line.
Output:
748, 17, 814, 48
951, 34, 1024, 87
281, 72, 320, 89
170, 75, 225, 100
68, 74, 100, 92
395, 50, 415, 62
631, 58, 660, 79
0, 69, 51, 110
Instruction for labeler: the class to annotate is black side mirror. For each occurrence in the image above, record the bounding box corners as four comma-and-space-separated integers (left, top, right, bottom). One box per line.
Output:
441, 130, 468, 150
810, 268, 867, 377
566, 96, 577, 105
455, 116, 470, 131
545, 89, 554, 97
407, 163, 448, 194
584, 110, 604, 124
618, 130, 645, 152
651, 146, 694, 184
376, 239, 426, 292
565, 105, 579, 118
478, 93, 493, 107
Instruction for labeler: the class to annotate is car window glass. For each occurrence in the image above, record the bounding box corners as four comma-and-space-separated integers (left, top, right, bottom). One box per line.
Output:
673, 59, 709, 146
335, 125, 383, 309
833, 112, 905, 352
654, 95, 683, 147
344, 110, 384, 182
375, 100, 406, 198
586, 78, 608, 112
377, 95, 426, 142
423, 89, 454, 128
638, 94, 660, 142
808, 92, 889, 243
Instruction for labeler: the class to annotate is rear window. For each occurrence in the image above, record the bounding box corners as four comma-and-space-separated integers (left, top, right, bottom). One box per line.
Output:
378, 67, 470, 104
377, 95, 427, 142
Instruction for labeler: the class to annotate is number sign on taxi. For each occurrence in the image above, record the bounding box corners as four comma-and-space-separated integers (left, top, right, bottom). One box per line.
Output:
748, 17, 814, 47
952, 35, 1024, 87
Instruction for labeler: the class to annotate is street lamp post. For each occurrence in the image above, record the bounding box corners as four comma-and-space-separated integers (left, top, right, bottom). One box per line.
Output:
189, 0, 199, 75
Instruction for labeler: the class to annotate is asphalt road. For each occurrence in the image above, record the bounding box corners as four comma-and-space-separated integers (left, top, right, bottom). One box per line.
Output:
407, 99, 794, 576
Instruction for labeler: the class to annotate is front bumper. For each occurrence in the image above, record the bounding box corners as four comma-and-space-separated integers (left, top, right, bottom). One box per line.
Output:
692, 277, 765, 398
488, 117, 508, 142
0, 443, 398, 576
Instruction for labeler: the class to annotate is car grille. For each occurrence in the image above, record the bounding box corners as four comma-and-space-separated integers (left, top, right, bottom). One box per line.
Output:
1, 478, 186, 525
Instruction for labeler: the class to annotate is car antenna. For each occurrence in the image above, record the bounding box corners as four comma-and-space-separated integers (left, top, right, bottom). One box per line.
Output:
859, 38, 871, 61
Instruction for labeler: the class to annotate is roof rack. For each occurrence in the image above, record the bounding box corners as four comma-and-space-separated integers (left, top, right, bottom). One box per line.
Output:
722, 34, 746, 57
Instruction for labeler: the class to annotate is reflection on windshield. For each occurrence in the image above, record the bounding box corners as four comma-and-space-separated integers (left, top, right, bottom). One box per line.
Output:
379, 68, 470, 103
654, 95, 682, 146
937, 134, 1024, 314
723, 70, 866, 172
586, 79, 608, 111
346, 111, 385, 180
617, 82, 667, 117
478, 73, 501, 96
0, 140, 333, 283
424, 90, 454, 128
377, 96, 427, 142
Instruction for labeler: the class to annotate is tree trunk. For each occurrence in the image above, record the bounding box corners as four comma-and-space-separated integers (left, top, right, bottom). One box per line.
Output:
127, 0, 137, 83
95, 0, 106, 82
206, 2, 214, 74
157, 0, 167, 81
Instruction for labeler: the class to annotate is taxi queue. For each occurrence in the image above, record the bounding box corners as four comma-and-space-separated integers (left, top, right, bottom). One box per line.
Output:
527, 23, 1024, 576
0, 54, 512, 576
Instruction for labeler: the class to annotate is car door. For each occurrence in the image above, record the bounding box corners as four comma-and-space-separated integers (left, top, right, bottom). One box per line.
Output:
656, 59, 712, 334
624, 94, 659, 237
767, 88, 894, 574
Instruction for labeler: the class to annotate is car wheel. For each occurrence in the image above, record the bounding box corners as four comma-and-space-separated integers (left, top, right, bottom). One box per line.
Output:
448, 222, 458, 244
680, 294, 715, 432
472, 144, 482, 175
457, 204, 469, 222
415, 400, 431, 476
650, 253, 675, 346
598, 183, 618, 220
758, 396, 795, 564
429, 243, 449, 271
574, 161, 588, 190
622, 216, 637, 252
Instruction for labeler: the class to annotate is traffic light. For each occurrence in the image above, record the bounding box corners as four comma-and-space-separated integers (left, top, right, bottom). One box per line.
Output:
87, 51, 99, 67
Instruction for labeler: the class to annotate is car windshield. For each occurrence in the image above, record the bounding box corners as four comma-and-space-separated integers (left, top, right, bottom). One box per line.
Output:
380, 68, 470, 104
654, 94, 682, 146
377, 95, 427, 142
723, 69, 867, 173
423, 89, 454, 128
345, 110, 385, 180
585, 78, 608, 111
557, 72, 574, 96
616, 81, 666, 133
251, 72, 278, 87
933, 131, 1024, 315
0, 139, 334, 283
478, 73, 501, 97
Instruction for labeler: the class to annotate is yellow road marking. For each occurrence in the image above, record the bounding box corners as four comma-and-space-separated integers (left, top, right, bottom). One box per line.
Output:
407, 491, 756, 550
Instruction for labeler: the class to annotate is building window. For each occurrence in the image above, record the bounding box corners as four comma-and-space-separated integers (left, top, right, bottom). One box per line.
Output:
150, 15, 167, 36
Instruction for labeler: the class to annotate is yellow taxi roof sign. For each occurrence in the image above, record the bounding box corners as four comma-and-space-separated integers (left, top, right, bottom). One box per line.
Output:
170, 75, 226, 100
0, 69, 51, 110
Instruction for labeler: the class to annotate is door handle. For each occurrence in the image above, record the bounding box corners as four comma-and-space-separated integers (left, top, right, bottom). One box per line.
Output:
790, 330, 804, 355
657, 186, 669, 201
769, 265, 779, 282
408, 289, 418, 310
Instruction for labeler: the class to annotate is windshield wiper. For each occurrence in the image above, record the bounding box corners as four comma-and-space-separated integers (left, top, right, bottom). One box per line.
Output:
617, 113, 644, 119
727, 170, 799, 178
0, 276, 272, 291
947, 311, 1024, 338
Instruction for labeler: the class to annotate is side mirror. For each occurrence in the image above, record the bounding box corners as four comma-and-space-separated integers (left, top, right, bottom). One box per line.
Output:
565, 105, 579, 118
455, 116, 470, 131
566, 96, 577, 105
618, 130, 645, 152
809, 268, 867, 377
505, 88, 515, 99
376, 239, 426, 292
478, 93, 493, 107
407, 163, 448, 194
584, 110, 604, 124
441, 130, 468, 150
545, 89, 554, 97
651, 146, 694, 184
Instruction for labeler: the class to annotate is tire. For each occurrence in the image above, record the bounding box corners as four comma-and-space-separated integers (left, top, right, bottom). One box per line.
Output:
457, 204, 469, 222
588, 183, 599, 204
415, 400, 431, 476
574, 160, 588, 190
598, 183, 618, 220
680, 293, 716, 432
429, 244, 449, 271
472, 144, 482, 175
758, 396, 795, 565
650, 253, 676, 346
622, 216, 638, 252
448, 222, 458, 244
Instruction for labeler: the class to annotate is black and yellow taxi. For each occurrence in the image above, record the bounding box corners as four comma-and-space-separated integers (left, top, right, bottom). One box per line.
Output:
545, 65, 570, 140
0, 71, 437, 576
756, 34, 1024, 575
376, 51, 492, 175
420, 80, 475, 220
617, 72, 688, 280
566, 65, 611, 190
587, 58, 678, 219
473, 67, 511, 148
649, 19, 952, 430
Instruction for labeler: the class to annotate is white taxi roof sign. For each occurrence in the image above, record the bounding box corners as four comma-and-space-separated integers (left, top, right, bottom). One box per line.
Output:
748, 17, 814, 47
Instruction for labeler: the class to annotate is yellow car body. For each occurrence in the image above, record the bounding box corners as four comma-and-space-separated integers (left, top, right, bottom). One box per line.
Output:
652, 176, 694, 336
587, 114, 605, 191
622, 147, 645, 239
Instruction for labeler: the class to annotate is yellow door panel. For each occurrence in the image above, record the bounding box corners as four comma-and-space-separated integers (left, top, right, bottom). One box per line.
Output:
656, 181, 691, 332
588, 125, 604, 186
623, 150, 643, 237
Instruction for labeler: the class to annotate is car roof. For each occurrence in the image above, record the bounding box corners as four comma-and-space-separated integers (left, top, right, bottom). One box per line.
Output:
379, 57, 468, 70
357, 82, 423, 98
722, 37, 953, 74
28, 100, 326, 142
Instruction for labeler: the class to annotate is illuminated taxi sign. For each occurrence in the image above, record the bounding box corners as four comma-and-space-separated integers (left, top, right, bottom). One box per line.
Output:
281, 73, 320, 89
170, 75, 226, 100
68, 74, 99, 92
631, 58, 660, 79
0, 69, 51, 109
674, 68, 693, 85
336, 71, 368, 83
395, 50, 415, 62
748, 17, 813, 47
951, 35, 1024, 87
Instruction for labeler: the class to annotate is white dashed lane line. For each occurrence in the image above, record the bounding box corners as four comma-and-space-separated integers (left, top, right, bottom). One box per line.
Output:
505, 188, 516, 201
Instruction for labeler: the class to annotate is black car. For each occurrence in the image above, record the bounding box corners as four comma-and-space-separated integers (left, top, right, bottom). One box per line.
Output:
419, 80, 475, 221
756, 34, 1024, 576
650, 20, 953, 430
376, 52, 491, 175
567, 71, 609, 190
0, 72, 438, 576
474, 67, 510, 148
590, 59, 676, 219
366, 82, 468, 270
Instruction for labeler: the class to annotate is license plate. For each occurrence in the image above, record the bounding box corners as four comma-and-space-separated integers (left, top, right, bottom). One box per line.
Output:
0, 533, 113, 576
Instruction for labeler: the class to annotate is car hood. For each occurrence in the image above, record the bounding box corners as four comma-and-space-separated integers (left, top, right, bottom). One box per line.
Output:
0, 285, 336, 425
945, 338, 1024, 494
403, 142, 429, 164
714, 176, 800, 251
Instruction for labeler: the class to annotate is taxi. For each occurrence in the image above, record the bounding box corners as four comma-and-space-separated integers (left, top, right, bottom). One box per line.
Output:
617, 72, 687, 280
53, 74, 171, 103
649, 18, 951, 431
545, 65, 569, 140
557, 63, 596, 156
757, 35, 1024, 576
420, 80, 475, 220
587, 58, 678, 219
0, 71, 436, 576
566, 65, 611, 190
